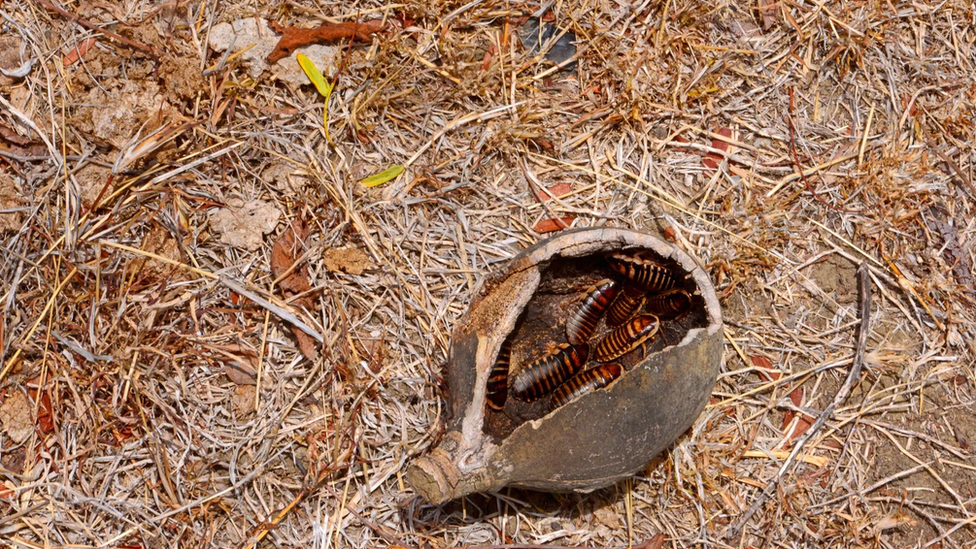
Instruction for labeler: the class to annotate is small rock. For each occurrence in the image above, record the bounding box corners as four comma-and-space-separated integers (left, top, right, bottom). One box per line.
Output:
0, 392, 33, 444
209, 198, 282, 251
231, 385, 257, 416
322, 246, 371, 275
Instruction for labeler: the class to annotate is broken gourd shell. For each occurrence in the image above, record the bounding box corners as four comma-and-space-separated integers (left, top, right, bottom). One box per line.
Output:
405, 227, 723, 504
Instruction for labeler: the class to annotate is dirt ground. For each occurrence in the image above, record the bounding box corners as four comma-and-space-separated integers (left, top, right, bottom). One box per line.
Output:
1, 0, 975, 548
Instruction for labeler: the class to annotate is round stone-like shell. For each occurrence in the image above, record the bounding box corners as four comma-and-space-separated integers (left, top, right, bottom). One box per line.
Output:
405, 227, 723, 503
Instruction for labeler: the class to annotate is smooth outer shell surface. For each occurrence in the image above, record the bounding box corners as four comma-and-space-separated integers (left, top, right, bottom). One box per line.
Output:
405, 228, 723, 504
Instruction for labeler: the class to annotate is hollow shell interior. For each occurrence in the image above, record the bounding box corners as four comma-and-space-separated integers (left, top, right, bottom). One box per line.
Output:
483, 248, 709, 440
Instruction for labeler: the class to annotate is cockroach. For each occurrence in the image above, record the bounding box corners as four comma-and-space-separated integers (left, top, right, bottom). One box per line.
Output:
566, 279, 619, 345
486, 339, 511, 411
551, 363, 622, 408
645, 288, 693, 319
607, 252, 678, 292
594, 314, 660, 362
512, 343, 589, 401
606, 284, 646, 327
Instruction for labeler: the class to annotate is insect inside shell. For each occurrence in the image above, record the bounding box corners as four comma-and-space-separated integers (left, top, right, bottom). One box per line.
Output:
607, 252, 678, 292
645, 288, 693, 319
606, 284, 646, 327
512, 343, 589, 401
486, 339, 512, 411
551, 363, 623, 408
594, 314, 660, 362
566, 279, 619, 345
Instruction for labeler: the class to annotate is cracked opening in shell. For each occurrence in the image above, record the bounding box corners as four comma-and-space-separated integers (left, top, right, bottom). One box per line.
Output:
482, 248, 709, 441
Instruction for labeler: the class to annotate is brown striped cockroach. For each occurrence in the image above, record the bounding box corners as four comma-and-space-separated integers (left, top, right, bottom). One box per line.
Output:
512, 343, 589, 401
566, 279, 619, 345
606, 284, 646, 327
486, 339, 511, 411
594, 314, 660, 362
645, 288, 693, 319
607, 252, 678, 292
551, 363, 622, 408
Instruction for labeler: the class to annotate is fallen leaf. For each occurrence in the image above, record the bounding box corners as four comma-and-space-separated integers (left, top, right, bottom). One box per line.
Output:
361, 165, 404, 188
295, 331, 318, 362
757, 0, 782, 30
270, 218, 318, 361
209, 198, 282, 251
750, 354, 780, 382
297, 53, 336, 138
535, 182, 573, 202
663, 226, 677, 242
785, 416, 813, 444
224, 362, 257, 385
209, 18, 340, 88
781, 385, 804, 431
0, 392, 32, 444
271, 219, 313, 294
642, 533, 667, 549
63, 37, 97, 65
26, 378, 54, 436
322, 246, 372, 275
702, 127, 734, 174
296, 53, 332, 97
267, 20, 383, 64
533, 216, 575, 233
0, 121, 39, 147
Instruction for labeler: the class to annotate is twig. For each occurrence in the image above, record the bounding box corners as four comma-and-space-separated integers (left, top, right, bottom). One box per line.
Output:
35, 0, 158, 55
727, 261, 872, 541
218, 276, 325, 344
785, 88, 862, 214
930, 142, 976, 199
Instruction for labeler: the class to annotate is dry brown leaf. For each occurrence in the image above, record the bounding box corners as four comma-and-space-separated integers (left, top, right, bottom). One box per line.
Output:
294, 331, 319, 362
224, 362, 257, 385
271, 218, 319, 361
535, 182, 573, 202
750, 354, 780, 382
641, 533, 667, 549
63, 37, 97, 65
534, 216, 575, 233
757, 0, 782, 30
26, 376, 54, 436
781, 385, 804, 430
271, 218, 313, 294
267, 20, 384, 64
702, 127, 734, 174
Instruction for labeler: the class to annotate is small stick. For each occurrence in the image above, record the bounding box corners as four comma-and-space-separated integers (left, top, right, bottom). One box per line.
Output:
785, 88, 862, 214
36, 0, 158, 55
727, 261, 871, 541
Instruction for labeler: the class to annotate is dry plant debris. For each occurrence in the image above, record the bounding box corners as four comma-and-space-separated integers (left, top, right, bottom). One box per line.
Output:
270, 218, 319, 360
0, 0, 974, 547
267, 20, 384, 64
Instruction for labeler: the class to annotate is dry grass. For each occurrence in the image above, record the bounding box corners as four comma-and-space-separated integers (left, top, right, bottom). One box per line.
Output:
0, 0, 974, 547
